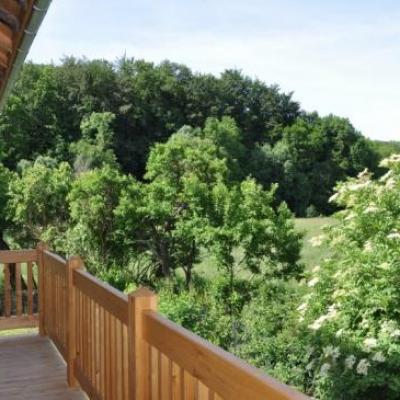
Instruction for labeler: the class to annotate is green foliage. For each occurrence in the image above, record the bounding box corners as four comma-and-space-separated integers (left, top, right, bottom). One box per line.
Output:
0, 57, 379, 215
370, 140, 400, 160
293, 156, 400, 398
116, 118, 302, 290
159, 281, 231, 347
2, 55, 396, 399
7, 158, 72, 248
70, 112, 118, 173
117, 126, 226, 283
0, 164, 13, 233
205, 179, 302, 279
235, 280, 309, 391
67, 165, 132, 273
250, 114, 379, 216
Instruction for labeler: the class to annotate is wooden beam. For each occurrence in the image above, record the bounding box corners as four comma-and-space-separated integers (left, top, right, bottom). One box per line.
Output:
0, 315, 38, 331
0, 249, 37, 263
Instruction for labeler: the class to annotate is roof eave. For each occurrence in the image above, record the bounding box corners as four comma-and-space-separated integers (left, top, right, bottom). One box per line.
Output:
0, 0, 52, 111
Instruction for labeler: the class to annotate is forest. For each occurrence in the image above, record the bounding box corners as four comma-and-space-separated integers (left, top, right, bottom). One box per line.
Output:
0, 57, 399, 399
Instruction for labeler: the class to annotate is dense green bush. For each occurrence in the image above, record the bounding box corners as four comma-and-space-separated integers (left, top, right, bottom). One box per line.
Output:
295, 155, 400, 399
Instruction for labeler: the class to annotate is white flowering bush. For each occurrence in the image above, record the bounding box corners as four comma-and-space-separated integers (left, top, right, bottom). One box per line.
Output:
300, 156, 400, 399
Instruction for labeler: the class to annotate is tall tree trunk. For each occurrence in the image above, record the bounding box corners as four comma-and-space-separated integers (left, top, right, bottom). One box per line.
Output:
159, 239, 172, 277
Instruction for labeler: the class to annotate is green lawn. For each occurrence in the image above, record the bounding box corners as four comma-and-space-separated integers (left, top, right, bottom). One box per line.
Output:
295, 217, 334, 269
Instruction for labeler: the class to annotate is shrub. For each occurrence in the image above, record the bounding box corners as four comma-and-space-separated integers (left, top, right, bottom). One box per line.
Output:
297, 156, 400, 399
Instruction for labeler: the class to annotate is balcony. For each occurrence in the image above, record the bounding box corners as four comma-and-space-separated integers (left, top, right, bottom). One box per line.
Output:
0, 245, 308, 400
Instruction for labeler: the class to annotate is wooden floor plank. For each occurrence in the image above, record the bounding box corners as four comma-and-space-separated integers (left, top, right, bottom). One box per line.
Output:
0, 334, 87, 399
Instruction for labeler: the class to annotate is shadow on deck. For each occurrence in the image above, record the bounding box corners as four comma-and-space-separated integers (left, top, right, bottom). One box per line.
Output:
0, 334, 86, 400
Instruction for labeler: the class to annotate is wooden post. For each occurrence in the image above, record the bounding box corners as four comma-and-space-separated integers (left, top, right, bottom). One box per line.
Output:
37, 242, 48, 336
128, 287, 157, 400
3, 263, 11, 317
67, 255, 84, 387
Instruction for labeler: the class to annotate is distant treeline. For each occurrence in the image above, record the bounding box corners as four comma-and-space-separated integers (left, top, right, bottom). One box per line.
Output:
0, 57, 387, 215
370, 140, 400, 159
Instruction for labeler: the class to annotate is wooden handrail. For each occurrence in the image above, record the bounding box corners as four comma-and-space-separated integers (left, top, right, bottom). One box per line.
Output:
143, 310, 308, 400
73, 269, 128, 324
4, 246, 309, 400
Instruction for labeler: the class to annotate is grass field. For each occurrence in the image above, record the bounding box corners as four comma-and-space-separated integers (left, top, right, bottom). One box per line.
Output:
295, 217, 334, 269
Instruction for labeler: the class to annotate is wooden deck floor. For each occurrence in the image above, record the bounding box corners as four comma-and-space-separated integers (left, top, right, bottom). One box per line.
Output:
0, 334, 87, 399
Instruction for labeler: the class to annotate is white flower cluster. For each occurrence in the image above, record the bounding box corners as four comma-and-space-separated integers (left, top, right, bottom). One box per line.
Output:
308, 305, 338, 331
356, 359, 370, 376
379, 154, 400, 168
309, 235, 325, 247
363, 337, 378, 353
347, 181, 371, 192
328, 192, 339, 203
323, 345, 340, 360
307, 277, 319, 287
363, 241, 373, 253
342, 350, 385, 376
363, 205, 378, 214
387, 231, 400, 240
379, 170, 392, 183
319, 362, 331, 377
357, 168, 370, 179
372, 352, 385, 363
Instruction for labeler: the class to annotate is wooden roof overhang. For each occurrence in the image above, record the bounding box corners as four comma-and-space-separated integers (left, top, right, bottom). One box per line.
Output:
0, 0, 51, 108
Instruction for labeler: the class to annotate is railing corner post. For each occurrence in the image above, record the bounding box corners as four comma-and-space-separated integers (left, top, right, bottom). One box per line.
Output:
36, 241, 48, 336
67, 255, 84, 388
128, 287, 157, 400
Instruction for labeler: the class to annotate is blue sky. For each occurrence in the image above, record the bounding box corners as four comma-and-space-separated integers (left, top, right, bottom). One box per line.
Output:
29, 0, 400, 140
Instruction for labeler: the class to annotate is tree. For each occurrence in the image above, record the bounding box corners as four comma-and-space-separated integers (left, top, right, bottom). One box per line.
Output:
7, 158, 72, 249
0, 163, 14, 249
203, 179, 302, 316
70, 112, 118, 173
269, 114, 379, 215
67, 165, 132, 274
116, 127, 226, 285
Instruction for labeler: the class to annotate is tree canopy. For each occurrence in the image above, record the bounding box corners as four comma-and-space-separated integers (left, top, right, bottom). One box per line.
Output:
0, 57, 379, 215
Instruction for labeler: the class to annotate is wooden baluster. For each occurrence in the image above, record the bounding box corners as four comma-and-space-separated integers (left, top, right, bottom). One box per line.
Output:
115, 319, 123, 400
67, 255, 84, 387
171, 362, 183, 400
184, 371, 195, 400
150, 347, 160, 400
37, 242, 48, 335
3, 263, 11, 317
15, 262, 22, 316
123, 324, 129, 400
160, 354, 171, 400
198, 382, 209, 400
100, 307, 105, 397
95, 302, 101, 394
27, 261, 33, 316
128, 287, 157, 400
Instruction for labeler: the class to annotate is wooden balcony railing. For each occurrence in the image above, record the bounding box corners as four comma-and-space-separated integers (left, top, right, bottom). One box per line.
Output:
0, 249, 38, 330
0, 244, 309, 400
